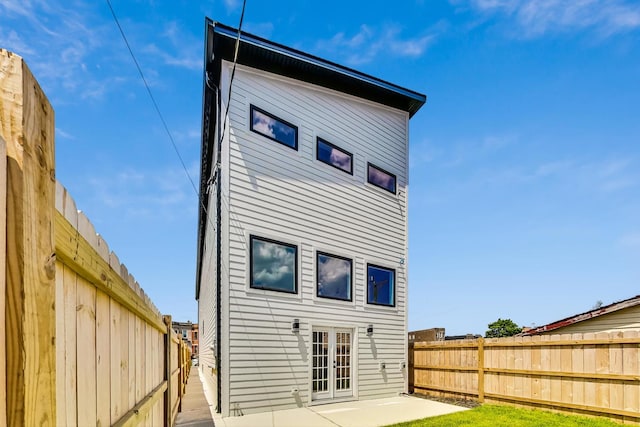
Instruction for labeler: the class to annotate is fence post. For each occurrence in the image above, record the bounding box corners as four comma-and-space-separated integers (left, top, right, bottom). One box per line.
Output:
478, 337, 485, 403
408, 342, 414, 393
178, 340, 184, 412
163, 315, 172, 426
0, 49, 56, 427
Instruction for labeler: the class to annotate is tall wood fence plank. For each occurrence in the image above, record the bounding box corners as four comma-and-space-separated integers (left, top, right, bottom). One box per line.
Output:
63, 264, 78, 427
76, 278, 97, 426
1, 48, 56, 427
96, 290, 111, 426
1, 137, 7, 427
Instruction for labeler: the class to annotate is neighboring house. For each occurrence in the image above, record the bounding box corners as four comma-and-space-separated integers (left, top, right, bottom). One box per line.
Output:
196, 20, 426, 417
172, 320, 195, 352
408, 328, 445, 343
191, 324, 199, 357
521, 295, 640, 336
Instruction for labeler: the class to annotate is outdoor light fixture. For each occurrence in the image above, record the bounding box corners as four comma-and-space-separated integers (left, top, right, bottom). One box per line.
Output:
292, 319, 300, 333
366, 324, 374, 336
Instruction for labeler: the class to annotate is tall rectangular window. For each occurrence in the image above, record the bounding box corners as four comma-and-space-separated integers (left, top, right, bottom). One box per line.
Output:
250, 105, 298, 150
316, 138, 353, 174
367, 264, 395, 307
316, 252, 352, 301
367, 163, 396, 194
250, 235, 297, 293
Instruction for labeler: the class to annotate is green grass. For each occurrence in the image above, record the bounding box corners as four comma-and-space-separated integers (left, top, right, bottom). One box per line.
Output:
385, 405, 623, 427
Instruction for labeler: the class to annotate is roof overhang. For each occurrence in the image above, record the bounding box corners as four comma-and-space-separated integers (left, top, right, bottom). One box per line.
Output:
205, 20, 426, 117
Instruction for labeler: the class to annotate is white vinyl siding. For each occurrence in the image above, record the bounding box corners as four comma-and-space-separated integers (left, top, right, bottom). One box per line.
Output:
218, 62, 409, 416
197, 174, 219, 410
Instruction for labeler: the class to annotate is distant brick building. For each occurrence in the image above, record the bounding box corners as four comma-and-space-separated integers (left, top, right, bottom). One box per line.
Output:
191, 324, 199, 357
172, 320, 198, 356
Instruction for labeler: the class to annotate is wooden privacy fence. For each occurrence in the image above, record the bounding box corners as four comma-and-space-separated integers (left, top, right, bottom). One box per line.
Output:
1, 49, 191, 426
410, 332, 640, 424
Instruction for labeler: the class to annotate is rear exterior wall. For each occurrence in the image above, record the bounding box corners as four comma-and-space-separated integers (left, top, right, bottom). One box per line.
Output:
216, 61, 411, 416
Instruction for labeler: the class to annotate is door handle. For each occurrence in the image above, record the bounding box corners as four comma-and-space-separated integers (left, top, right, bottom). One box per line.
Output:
333, 360, 336, 368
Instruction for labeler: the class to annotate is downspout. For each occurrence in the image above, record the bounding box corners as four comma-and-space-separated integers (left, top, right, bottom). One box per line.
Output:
215, 79, 223, 414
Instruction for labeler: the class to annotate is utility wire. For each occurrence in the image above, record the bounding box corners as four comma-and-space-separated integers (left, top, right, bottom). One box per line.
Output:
219, 0, 247, 145
106, 0, 199, 198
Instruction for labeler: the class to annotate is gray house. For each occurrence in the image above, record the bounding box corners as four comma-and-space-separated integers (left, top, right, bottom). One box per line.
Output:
196, 20, 426, 417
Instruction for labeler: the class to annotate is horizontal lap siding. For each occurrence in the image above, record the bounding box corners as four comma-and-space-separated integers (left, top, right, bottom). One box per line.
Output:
198, 180, 219, 409
541, 306, 640, 335
223, 64, 409, 415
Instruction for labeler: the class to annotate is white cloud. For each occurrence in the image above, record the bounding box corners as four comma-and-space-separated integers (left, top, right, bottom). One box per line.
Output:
315, 24, 434, 65
618, 232, 640, 249
329, 148, 351, 169
318, 257, 350, 286
252, 110, 276, 138
460, 0, 640, 38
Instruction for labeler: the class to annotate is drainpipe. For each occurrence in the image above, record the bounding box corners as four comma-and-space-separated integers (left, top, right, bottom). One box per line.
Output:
215, 77, 223, 414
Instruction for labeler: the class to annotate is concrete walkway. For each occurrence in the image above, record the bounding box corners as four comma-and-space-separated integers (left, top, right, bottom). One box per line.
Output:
214, 395, 467, 427
178, 367, 467, 427
175, 371, 216, 427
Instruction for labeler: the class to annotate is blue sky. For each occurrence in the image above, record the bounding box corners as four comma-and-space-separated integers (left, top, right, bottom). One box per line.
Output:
2, 0, 639, 335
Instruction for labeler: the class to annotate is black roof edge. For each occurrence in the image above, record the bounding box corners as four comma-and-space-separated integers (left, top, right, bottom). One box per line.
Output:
207, 20, 426, 117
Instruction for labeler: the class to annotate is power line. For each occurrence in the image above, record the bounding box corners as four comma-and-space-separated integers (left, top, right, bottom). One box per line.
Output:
105, 0, 199, 198
220, 0, 247, 145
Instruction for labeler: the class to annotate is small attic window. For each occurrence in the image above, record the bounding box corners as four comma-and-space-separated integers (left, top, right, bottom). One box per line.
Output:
367, 163, 396, 194
250, 105, 298, 150
316, 138, 353, 175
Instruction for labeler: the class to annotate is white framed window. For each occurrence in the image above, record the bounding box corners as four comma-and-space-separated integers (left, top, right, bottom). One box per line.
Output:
367, 162, 396, 194
366, 263, 395, 307
250, 235, 298, 294
316, 251, 353, 301
250, 105, 298, 150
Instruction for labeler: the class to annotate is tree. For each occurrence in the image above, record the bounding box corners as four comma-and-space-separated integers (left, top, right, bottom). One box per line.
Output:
485, 318, 522, 338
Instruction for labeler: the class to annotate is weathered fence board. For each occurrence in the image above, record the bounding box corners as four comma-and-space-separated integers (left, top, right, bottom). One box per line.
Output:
1, 48, 57, 427
0, 137, 7, 427
411, 333, 640, 423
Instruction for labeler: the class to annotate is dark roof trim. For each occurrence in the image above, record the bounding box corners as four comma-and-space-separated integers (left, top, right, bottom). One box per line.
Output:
521, 295, 640, 336
208, 20, 426, 117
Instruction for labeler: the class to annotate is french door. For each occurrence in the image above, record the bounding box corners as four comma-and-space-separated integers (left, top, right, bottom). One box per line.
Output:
311, 327, 353, 401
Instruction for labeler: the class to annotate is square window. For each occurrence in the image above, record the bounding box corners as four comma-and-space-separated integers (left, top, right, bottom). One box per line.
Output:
367, 264, 395, 307
316, 138, 353, 174
250, 105, 298, 150
367, 163, 396, 194
317, 252, 352, 301
250, 235, 297, 293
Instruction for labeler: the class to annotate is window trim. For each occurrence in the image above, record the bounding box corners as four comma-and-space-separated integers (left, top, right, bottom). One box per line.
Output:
316, 251, 353, 302
366, 263, 396, 307
367, 162, 397, 194
316, 137, 354, 175
249, 235, 298, 294
250, 104, 299, 150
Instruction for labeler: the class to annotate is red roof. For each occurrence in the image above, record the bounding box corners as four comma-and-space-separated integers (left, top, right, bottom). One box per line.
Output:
521, 295, 640, 335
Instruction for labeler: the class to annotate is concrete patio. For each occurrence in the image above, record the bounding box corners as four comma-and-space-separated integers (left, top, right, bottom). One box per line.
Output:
212, 392, 467, 427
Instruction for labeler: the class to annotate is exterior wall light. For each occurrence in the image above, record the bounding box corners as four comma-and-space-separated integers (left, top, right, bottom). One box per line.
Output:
366, 324, 374, 336
292, 319, 300, 333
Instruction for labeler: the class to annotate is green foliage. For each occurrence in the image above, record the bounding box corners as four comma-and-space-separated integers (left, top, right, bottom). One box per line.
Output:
385, 404, 621, 427
485, 318, 522, 338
